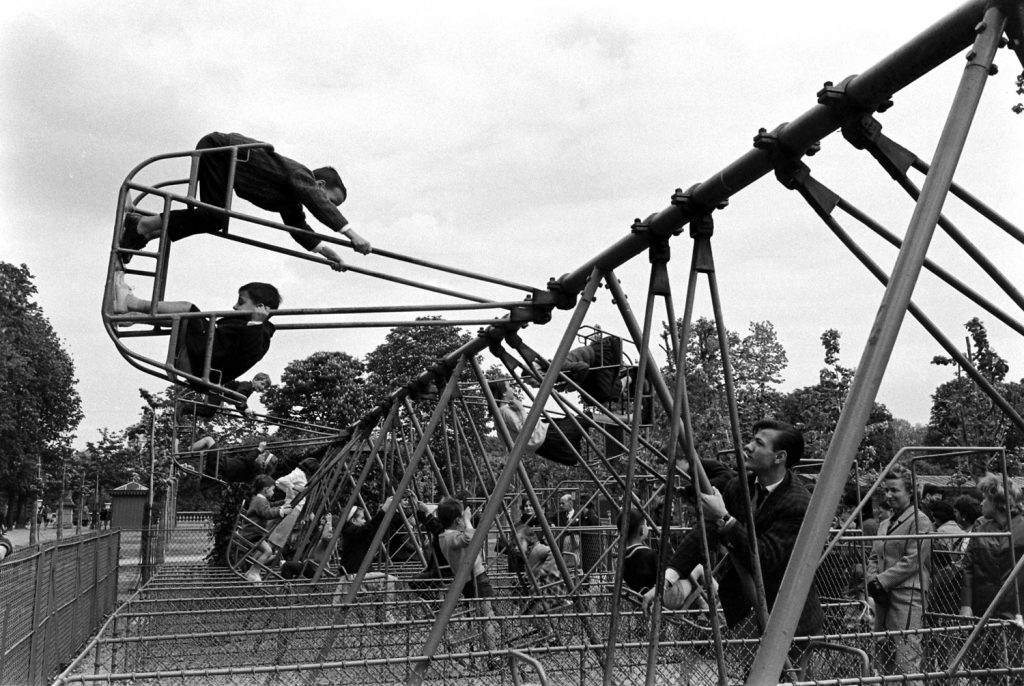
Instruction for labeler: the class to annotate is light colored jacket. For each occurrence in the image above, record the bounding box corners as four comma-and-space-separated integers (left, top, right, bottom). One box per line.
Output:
869, 506, 933, 592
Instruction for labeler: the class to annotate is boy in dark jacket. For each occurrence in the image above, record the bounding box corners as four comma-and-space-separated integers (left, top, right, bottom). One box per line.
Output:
119, 131, 371, 270
112, 273, 279, 384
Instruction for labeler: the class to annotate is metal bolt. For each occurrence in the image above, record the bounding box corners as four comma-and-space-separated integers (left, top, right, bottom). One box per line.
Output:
974, 21, 986, 34
989, 64, 998, 76
966, 50, 977, 61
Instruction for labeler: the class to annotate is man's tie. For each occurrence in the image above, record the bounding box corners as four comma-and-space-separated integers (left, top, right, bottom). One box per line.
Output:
753, 483, 767, 510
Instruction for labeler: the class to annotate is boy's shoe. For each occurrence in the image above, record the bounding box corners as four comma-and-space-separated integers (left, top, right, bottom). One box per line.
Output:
244, 568, 263, 584
118, 213, 147, 263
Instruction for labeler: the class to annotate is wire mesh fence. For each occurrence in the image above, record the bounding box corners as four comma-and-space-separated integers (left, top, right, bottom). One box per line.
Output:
51, 552, 1024, 686
0, 531, 119, 686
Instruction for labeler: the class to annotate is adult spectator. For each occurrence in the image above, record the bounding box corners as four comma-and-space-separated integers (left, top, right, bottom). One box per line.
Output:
931, 501, 966, 557
643, 419, 823, 678
867, 465, 932, 681
929, 500, 967, 615
960, 473, 1024, 618
954, 495, 984, 551
959, 474, 1024, 683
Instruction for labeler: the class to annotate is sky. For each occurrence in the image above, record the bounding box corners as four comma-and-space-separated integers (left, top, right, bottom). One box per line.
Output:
1, 1, 1022, 451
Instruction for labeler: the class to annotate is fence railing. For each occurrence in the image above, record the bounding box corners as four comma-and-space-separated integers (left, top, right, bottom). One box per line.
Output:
174, 511, 213, 525
0, 530, 119, 685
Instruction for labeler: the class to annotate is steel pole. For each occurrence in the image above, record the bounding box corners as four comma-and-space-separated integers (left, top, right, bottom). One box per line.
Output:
748, 8, 1006, 683
557, 1, 986, 294
408, 268, 604, 685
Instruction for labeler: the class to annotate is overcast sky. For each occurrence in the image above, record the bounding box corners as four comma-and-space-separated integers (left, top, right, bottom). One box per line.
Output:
2, 1, 1021, 450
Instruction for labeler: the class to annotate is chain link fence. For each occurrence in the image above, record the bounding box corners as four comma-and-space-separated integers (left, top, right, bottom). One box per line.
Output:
40, 517, 1024, 685
52, 563, 1024, 685
0, 531, 119, 685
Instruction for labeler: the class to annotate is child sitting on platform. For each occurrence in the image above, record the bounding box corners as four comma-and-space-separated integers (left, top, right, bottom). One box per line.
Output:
179, 437, 277, 485
487, 380, 584, 466
240, 475, 292, 583
110, 271, 280, 385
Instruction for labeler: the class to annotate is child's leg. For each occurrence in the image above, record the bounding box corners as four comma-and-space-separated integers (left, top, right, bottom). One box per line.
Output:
255, 541, 273, 565
191, 436, 216, 451
112, 271, 194, 315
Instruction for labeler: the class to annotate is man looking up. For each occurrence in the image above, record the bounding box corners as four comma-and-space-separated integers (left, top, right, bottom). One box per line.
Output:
643, 419, 823, 675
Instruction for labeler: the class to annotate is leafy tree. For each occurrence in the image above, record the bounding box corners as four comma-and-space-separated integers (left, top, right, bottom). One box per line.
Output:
891, 418, 928, 452
0, 262, 83, 527
657, 317, 788, 458
927, 318, 1022, 449
778, 329, 894, 469
263, 351, 371, 435
365, 318, 485, 495
364, 318, 475, 400
926, 318, 1024, 474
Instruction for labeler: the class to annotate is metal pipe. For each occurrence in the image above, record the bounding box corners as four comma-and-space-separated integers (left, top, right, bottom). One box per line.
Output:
317, 359, 466, 664
272, 319, 508, 330
215, 231, 496, 304
909, 157, 1024, 244
835, 197, 1024, 336
603, 257, 661, 686
869, 148, 1024, 312
408, 269, 604, 684
793, 171, 1024, 443
750, 8, 1006, 682
558, 0, 987, 294
606, 267, 729, 684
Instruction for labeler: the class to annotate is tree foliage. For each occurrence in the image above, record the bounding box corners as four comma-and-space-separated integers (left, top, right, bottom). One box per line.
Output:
0, 262, 83, 525
658, 317, 788, 458
365, 318, 485, 498
263, 351, 371, 435
364, 318, 475, 399
926, 318, 1024, 461
777, 329, 894, 469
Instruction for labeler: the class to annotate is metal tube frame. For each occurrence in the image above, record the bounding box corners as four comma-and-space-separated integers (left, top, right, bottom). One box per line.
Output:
751, 9, 1007, 681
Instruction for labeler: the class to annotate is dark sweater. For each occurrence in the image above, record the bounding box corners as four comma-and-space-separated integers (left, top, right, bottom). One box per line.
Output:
202, 132, 350, 251
185, 312, 274, 384
338, 510, 385, 575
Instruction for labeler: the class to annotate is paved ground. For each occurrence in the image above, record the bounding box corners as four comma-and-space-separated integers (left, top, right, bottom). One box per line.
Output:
3, 523, 107, 551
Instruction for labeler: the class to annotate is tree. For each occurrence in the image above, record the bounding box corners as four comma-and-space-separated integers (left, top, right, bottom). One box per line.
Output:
926, 318, 1024, 473
658, 317, 788, 458
0, 263, 83, 527
364, 318, 475, 400
927, 318, 1022, 448
263, 351, 371, 434
778, 329, 894, 470
364, 318, 485, 496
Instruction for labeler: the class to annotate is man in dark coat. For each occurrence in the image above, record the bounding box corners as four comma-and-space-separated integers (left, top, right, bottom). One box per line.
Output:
644, 419, 824, 675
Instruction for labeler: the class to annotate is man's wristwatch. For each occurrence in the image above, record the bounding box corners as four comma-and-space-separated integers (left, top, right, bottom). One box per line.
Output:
717, 514, 734, 528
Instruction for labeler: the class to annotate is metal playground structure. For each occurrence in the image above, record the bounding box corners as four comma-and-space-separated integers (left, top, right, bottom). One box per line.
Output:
61, 1, 1024, 683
